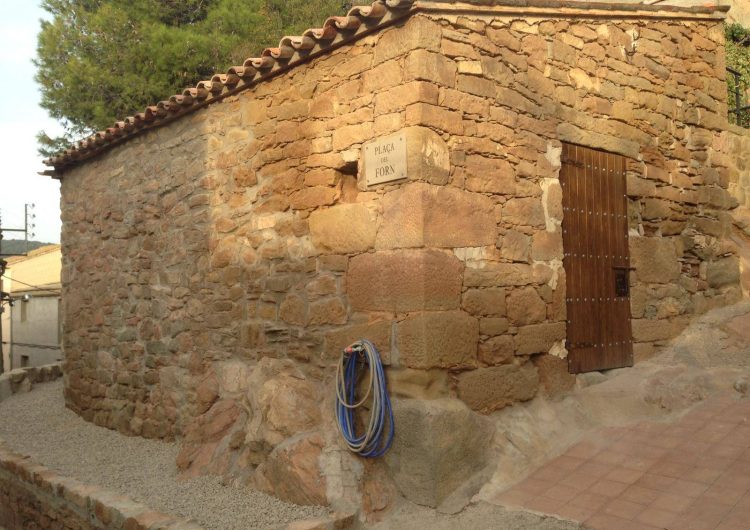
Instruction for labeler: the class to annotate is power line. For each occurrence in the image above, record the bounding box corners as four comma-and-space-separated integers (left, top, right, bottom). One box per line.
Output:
0, 275, 60, 295
1, 341, 60, 351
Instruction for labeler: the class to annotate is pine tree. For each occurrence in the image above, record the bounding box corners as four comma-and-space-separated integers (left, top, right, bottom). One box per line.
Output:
35, 0, 352, 157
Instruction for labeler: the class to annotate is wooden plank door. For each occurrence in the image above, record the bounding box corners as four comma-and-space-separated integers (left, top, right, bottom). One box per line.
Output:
560, 143, 633, 374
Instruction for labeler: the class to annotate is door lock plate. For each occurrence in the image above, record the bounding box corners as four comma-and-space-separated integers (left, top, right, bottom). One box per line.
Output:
614, 268, 630, 297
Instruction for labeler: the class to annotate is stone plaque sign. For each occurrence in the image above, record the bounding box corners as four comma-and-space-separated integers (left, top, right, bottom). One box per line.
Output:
363, 132, 407, 186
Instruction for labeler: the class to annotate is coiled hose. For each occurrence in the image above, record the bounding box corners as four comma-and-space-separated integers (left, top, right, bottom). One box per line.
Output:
335, 339, 394, 457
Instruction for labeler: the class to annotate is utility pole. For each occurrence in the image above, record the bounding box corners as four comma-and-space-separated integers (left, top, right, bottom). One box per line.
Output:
0, 204, 36, 258
0, 262, 9, 375
0, 204, 36, 374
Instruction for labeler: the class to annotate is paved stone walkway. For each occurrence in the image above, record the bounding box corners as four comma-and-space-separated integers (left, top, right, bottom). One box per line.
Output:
493, 395, 750, 530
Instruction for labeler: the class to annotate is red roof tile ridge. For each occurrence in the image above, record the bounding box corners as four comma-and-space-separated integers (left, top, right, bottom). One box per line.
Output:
46, 0, 415, 172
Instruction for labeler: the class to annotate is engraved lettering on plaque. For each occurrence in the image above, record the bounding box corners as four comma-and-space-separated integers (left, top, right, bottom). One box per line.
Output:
363, 132, 407, 187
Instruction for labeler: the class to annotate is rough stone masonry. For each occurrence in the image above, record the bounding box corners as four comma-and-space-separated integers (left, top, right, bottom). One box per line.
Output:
50, 0, 743, 517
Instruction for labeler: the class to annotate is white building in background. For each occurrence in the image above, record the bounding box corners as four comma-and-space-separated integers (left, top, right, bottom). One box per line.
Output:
0, 245, 62, 371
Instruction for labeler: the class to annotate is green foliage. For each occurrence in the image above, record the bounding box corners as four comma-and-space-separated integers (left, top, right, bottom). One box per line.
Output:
35, 0, 350, 158
726, 23, 750, 126
0, 240, 52, 257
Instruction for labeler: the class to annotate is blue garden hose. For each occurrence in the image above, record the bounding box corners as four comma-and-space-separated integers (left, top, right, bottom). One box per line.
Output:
335, 339, 394, 457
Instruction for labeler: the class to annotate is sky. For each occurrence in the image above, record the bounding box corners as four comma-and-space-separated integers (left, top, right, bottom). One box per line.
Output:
0, 1, 63, 245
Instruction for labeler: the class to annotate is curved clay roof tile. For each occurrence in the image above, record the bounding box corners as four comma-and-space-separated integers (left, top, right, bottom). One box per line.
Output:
224, 72, 242, 87
289, 35, 317, 50
263, 45, 295, 60
156, 101, 170, 113
351, 2, 387, 18
247, 56, 274, 70
196, 80, 221, 95
168, 94, 187, 107
330, 16, 362, 30
239, 60, 259, 73
140, 107, 157, 122
185, 86, 207, 101
210, 73, 230, 87
305, 26, 338, 41
230, 64, 258, 80
154, 102, 170, 117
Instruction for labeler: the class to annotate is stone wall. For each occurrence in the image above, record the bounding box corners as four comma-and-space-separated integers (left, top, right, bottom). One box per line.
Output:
0, 441, 200, 530
0, 363, 63, 400
412, 11, 742, 367
58, 3, 741, 514
0, 364, 195, 529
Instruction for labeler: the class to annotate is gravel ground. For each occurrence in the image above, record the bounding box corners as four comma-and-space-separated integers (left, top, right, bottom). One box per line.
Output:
0, 381, 327, 530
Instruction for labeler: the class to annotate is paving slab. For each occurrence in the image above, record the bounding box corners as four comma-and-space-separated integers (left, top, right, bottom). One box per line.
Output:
492, 395, 750, 530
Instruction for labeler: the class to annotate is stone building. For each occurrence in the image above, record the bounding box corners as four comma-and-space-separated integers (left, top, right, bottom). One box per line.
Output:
46, 0, 745, 515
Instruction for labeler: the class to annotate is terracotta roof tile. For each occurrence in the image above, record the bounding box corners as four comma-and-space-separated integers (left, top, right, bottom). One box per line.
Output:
46, 0, 415, 171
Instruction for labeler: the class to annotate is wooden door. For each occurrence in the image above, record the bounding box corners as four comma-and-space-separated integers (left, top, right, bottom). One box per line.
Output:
560, 143, 633, 374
